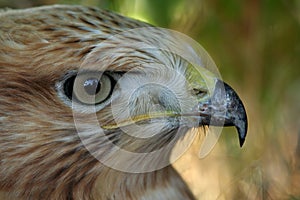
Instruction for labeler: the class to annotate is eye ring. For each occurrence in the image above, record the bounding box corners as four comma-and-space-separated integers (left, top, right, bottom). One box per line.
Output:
63, 72, 115, 105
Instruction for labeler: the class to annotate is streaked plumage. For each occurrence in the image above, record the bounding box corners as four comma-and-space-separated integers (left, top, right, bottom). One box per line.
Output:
0, 5, 247, 200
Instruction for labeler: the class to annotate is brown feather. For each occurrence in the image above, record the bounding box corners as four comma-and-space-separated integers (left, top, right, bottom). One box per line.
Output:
0, 5, 195, 200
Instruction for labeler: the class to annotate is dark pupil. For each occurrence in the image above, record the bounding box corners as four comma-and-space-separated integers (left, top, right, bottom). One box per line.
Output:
83, 78, 101, 95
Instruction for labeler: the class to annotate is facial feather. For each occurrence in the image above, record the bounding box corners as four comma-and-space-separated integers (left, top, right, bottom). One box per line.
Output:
0, 3, 248, 200
0, 5, 197, 200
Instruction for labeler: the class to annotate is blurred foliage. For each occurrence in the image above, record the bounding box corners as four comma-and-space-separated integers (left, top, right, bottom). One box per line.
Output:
1, 0, 299, 199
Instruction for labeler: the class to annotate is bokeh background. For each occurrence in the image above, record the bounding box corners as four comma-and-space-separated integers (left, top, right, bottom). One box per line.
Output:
1, 0, 299, 199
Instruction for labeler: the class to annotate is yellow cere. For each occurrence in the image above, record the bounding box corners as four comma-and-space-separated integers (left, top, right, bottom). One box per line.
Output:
186, 63, 217, 99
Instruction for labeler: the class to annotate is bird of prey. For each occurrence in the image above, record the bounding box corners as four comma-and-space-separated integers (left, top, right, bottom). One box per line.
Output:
0, 5, 247, 200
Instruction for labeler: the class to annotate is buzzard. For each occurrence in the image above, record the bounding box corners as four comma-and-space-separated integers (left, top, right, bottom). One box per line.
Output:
0, 5, 247, 200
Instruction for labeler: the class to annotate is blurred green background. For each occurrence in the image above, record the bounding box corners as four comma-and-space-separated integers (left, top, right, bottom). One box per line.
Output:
1, 0, 299, 199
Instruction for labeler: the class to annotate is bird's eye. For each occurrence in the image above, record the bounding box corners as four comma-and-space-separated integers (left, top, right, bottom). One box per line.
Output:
64, 72, 114, 105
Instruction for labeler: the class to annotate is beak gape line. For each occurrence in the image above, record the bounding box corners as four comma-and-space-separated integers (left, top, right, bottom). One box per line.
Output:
102, 78, 248, 147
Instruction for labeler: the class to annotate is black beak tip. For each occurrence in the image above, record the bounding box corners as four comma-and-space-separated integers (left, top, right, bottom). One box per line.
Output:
236, 116, 248, 147
221, 80, 248, 147
238, 129, 246, 147
200, 79, 248, 148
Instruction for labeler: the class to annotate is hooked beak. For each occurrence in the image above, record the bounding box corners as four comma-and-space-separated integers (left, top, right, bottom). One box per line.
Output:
197, 80, 248, 147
